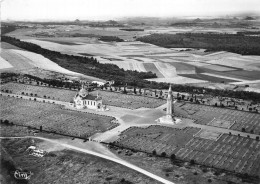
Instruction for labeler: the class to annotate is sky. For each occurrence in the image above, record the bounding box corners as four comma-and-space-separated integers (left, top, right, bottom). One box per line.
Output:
1, 0, 260, 21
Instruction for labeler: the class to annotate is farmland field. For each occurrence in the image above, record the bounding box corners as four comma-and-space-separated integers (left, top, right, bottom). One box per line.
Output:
168, 62, 196, 74
143, 63, 164, 78
0, 56, 13, 70
4, 26, 260, 86
1, 42, 24, 50
0, 49, 35, 70
147, 76, 207, 84
200, 64, 239, 72
39, 39, 83, 45
179, 73, 239, 83
0, 48, 82, 76
221, 70, 260, 81
196, 66, 260, 81
21, 36, 260, 85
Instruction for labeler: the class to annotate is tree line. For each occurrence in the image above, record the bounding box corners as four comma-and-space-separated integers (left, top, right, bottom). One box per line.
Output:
2, 36, 260, 102
137, 33, 260, 55
1, 36, 156, 85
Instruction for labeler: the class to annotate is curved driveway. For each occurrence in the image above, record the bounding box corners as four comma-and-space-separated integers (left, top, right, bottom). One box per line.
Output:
0, 136, 175, 184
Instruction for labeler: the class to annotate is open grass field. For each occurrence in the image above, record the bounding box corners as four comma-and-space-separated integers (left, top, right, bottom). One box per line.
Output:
168, 62, 196, 74
143, 63, 164, 78
154, 62, 177, 78
0, 46, 103, 82
38, 39, 83, 45
1, 42, 24, 50
12, 49, 82, 75
1, 138, 158, 184
0, 49, 35, 71
0, 57, 13, 70
114, 126, 260, 177
147, 76, 207, 84
179, 73, 239, 83
204, 57, 260, 71
196, 66, 260, 81
200, 64, 238, 72
221, 70, 260, 81
0, 95, 117, 139
0, 48, 83, 76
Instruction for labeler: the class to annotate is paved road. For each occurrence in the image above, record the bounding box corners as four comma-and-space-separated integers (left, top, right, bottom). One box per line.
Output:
0, 136, 175, 184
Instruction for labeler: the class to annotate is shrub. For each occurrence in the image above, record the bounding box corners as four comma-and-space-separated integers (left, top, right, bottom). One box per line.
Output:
161, 152, 167, 157
170, 154, 176, 160
190, 159, 195, 165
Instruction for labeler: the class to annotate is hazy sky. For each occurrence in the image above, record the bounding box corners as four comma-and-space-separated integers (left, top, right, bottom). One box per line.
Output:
1, 0, 260, 21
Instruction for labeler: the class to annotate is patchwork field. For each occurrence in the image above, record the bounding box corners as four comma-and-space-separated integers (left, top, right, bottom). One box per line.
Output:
114, 125, 260, 177
39, 38, 84, 45
1, 42, 24, 50
147, 76, 207, 84
19, 36, 260, 86
0, 95, 117, 139
143, 63, 164, 78
204, 56, 260, 71
196, 66, 260, 81
200, 64, 238, 72
5, 26, 259, 87
179, 73, 239, 83
167, 62, 196, 74
0, 56, 13, 70
0, 49, 35, 71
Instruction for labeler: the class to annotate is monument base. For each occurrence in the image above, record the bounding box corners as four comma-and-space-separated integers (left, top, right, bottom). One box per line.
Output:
156, 115, 182, 125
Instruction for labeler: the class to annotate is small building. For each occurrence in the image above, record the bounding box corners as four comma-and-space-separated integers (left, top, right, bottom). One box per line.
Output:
73, 85, 106, 111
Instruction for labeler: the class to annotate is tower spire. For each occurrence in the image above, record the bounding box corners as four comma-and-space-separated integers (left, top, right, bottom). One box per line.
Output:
167, 84, 172, 99
167, 84, 173, 117
169, 84, 172, 92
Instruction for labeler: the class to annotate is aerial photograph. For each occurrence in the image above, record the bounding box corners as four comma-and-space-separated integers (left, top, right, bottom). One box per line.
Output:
0, 0, 260, 183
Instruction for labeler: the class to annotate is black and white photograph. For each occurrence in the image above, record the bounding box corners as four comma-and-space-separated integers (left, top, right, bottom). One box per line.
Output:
0, 0, 260, 183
